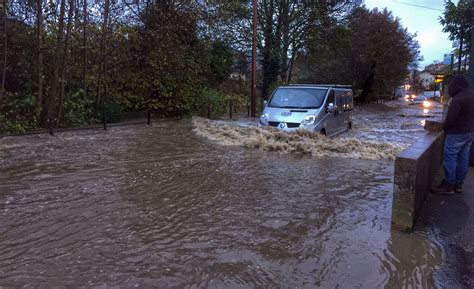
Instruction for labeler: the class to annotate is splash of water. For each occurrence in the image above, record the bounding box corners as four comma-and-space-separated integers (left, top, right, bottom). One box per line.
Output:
192, 117, 406, 160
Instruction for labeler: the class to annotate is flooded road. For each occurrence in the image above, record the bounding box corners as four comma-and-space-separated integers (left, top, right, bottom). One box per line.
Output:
0, 101, 445, 288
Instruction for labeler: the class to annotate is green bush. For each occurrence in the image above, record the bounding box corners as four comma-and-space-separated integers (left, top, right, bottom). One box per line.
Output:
63, 90, 96, 127
0, 92, 36, 134
0, 115, 35, 134
191, 88, 226, 118
224, 92, 248, 113
102, 96, 124, 123
63, 91, 124, 126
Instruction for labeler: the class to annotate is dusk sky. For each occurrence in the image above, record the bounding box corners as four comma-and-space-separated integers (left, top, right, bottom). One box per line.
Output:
364, 0, 454, 70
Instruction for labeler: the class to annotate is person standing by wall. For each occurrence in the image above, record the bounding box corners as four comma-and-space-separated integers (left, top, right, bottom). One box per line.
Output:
432, 75, 474, 195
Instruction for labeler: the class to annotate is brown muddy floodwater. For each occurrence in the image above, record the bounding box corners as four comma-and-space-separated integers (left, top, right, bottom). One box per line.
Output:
0, 101, 444, 288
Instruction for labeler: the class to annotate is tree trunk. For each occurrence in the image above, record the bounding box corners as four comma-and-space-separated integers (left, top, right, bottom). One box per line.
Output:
36, 0, 44, 124
83, 0, 87, 101
74, 0, 80, 28
96, 0, 110, 108
279, 1, 290, 83
469, 18, 474, 88
47, 0, 66, 123
57, 0, 74, 124
458, 30, 464, 74
359, 61, 377, 104
0, 1, 7, 105
261, 0, 281, 99
464, 52, 468, 71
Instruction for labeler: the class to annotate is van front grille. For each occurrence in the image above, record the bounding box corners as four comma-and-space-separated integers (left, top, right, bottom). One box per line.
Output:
287, 123, 300, 128
268, 122, 300, 128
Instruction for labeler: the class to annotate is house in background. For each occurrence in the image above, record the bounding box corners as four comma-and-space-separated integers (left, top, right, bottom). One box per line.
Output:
418, 71, 435, 89
418, 61, 449, 89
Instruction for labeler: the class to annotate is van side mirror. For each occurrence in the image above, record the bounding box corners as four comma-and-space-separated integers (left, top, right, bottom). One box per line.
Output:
263, 100, 268, 107
327, 103, 335, 113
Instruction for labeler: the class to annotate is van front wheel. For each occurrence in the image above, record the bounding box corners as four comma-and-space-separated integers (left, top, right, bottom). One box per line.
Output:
348, 121, 352, 130
320, 129, 326, 136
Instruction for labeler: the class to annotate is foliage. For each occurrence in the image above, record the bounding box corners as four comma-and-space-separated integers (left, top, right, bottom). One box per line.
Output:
190, 88, 248, 118
440, 0, 473, 45
439, 0, 473, 70
297, 7, 421, 103
191, 88, 227, 117
62, 90, 96, 127
0, 93, 36, 133
349, 8, 420, 102
1, 0, 424, 133
115, 3, 207, 117
207, 40, 234, 87
225, 92, 248, 114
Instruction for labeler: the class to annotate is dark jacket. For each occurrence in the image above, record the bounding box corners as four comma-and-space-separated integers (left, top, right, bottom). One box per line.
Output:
443, 75, 474, 134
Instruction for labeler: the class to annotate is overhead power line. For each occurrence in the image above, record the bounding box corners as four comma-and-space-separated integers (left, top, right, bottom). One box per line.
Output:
392, 0, 444, 12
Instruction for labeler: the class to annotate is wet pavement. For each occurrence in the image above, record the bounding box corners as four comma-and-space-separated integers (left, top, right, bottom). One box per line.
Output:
0, 100, 459, 288
417, 169, 474, 289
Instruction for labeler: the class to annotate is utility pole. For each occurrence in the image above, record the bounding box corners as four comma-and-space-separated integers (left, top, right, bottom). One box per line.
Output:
250, 0, 257, 118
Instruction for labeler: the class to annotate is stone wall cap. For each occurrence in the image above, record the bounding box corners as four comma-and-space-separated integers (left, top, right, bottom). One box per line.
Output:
397, 132, 443, 160
424, 119, 444, 132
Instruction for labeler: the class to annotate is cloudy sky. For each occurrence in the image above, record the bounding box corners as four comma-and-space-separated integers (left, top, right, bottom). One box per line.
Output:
364, 0, 454, 69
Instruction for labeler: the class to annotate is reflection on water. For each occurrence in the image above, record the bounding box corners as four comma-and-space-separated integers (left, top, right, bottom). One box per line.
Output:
0, 103, 443, 287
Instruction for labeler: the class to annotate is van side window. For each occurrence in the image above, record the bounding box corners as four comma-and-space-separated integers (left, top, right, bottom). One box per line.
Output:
327, 91, 335, 106
336, 91, 344, 109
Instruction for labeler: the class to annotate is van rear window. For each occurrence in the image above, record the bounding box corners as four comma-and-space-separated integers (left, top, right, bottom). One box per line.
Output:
268, 88, 328, 109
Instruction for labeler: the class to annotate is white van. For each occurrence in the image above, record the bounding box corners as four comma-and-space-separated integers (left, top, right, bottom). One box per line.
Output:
259, 84, 353, 136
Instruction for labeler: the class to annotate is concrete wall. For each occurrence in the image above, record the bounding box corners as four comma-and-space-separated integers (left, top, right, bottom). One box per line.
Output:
391, 130, 445, 231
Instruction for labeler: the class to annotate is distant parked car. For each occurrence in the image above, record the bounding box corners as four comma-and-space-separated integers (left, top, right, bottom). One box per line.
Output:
404, 92, 417, 102
407, 94, 432, 108
422, 91, 441, 100
411, 95, 427, 104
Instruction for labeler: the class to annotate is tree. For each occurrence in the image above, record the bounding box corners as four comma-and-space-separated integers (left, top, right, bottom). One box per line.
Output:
47, 0, 67, 124
82, 0, 87, 102
203, 0, 355, 98
112, 2, 207, 116
298, 7, 420, 103
96, 0, 109, 109
0, 0, 7, 105
35, 0, 44, 123
0, 0, 421, 133
257, 0, 355, 98
440, 0, 474, 73
298, 16, 352, 84
57, 0, 75, 122
349, 8, 420, 103
207, 40, 233, 87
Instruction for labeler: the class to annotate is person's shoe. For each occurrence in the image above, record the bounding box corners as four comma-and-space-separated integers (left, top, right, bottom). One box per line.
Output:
454, 183, 463, 193
431, 182, 455, 195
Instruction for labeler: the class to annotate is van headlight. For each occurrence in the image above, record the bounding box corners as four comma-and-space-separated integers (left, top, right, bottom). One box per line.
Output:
301, 115, 316, 126
259, 113, 269, 125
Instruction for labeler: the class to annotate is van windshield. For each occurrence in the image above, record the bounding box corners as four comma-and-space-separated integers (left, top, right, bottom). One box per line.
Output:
268, 87, 328, 109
